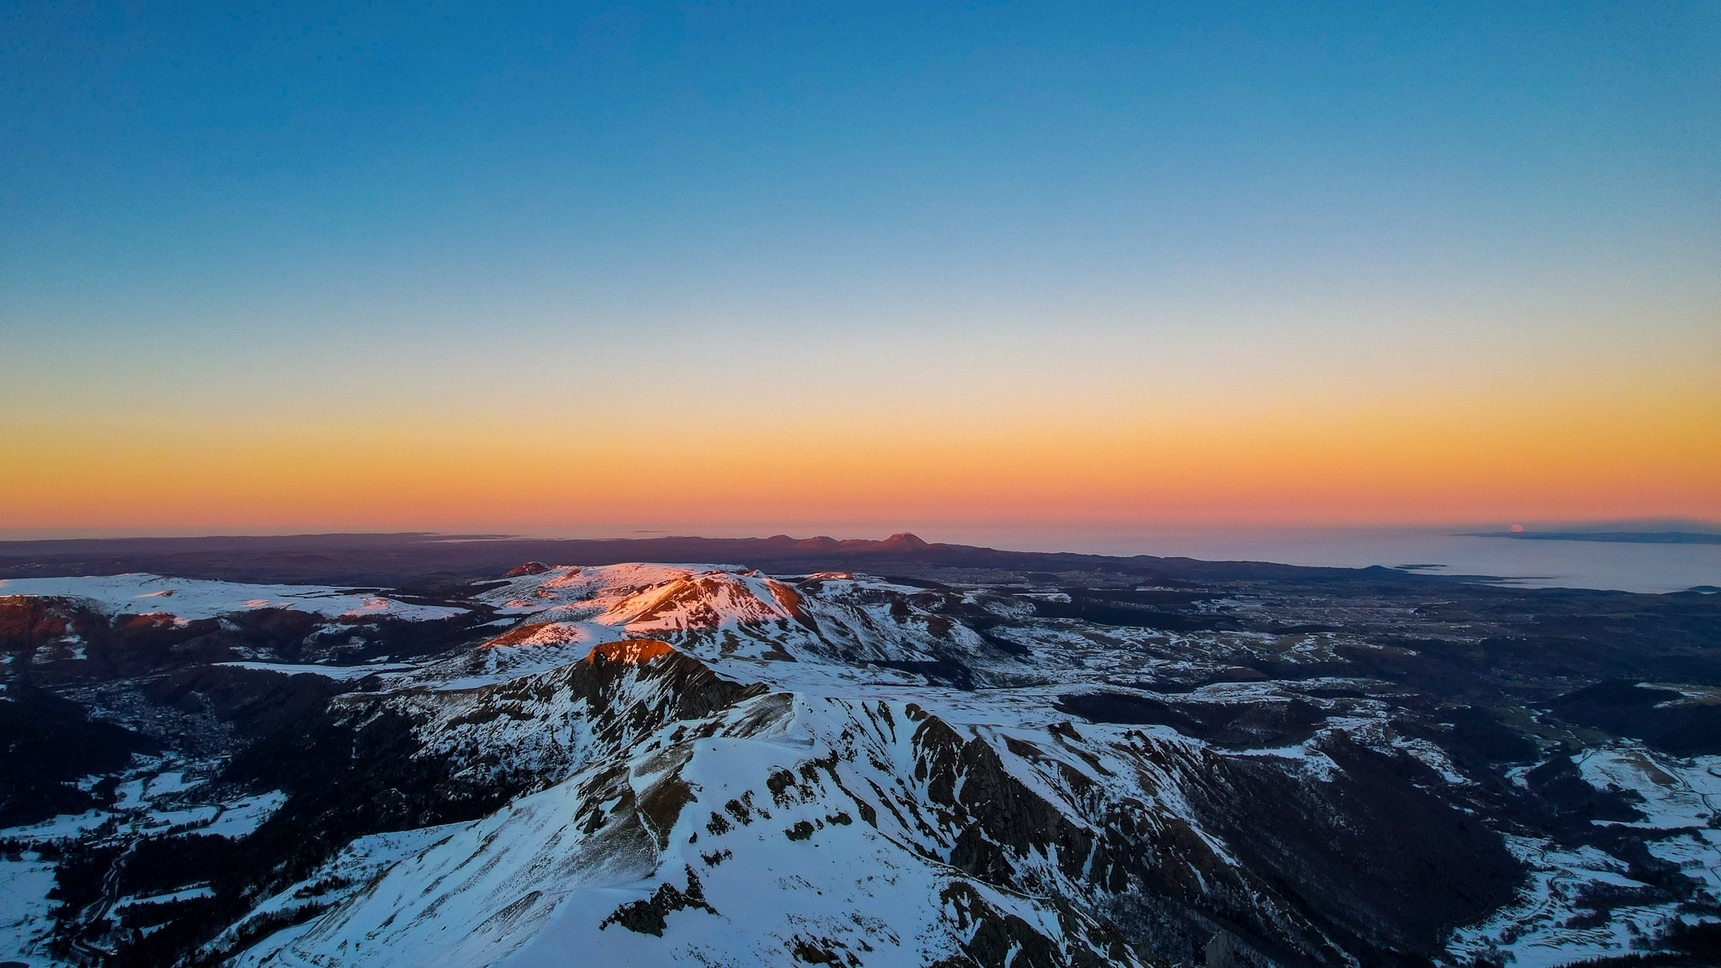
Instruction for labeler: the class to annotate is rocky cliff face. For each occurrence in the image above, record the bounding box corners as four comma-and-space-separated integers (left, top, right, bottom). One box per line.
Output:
2, 561, 1718, 967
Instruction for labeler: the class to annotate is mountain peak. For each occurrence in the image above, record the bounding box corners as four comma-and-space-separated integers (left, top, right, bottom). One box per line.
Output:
880, 532, 930, 551
585, 638, 676, 665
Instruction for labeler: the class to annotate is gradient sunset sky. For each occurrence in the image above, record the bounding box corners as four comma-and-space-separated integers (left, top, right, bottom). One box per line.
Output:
3, 1, 1717, 537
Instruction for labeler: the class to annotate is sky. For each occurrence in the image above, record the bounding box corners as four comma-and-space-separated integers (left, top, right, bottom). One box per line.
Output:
2, 1, 1718, 538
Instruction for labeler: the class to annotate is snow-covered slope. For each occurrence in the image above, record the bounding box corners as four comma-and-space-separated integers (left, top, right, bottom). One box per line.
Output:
225, 645, 1146, 968
6, 559, 1718, 967
429, 564, 1008, 689
204, 568, 1508, 967
0, 573, 465, 622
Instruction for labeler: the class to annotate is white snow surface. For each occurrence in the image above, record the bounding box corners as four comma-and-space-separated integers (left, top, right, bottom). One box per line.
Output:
229, 685, 1124, 968
1447, 748, 1721, 966
462, 564, 1001, 676
203, 791, 290, 839
0, 573, 466, 622
0, 853, 61, 966
215, 661, 422, 680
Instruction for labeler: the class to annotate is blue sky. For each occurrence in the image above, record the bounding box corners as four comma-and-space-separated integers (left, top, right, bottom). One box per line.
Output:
2, 1, 1717, 532
6, 1, 1715, 307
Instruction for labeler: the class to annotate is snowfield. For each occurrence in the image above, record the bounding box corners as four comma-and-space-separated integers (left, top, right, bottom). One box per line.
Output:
0, 573, 467, 622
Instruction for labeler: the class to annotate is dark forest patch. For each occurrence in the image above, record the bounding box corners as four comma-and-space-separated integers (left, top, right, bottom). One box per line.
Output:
141, 666, 349, 739
1198, 738, 1524, 960
1056, 691, 1324, 749
1523, 750, 1645, 831
1029, 594, 1229, 631
0, 687, 157, 825
1394, 705, 1539, 773
1549, 681, 1721, 757
874, 659, 976, 690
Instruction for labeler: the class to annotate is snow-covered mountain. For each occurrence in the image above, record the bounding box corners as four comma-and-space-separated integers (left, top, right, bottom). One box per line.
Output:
2, 552, 1718, 967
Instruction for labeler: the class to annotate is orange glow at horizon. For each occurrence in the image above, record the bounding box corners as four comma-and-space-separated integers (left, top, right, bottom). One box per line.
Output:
4, 374, 1716, 535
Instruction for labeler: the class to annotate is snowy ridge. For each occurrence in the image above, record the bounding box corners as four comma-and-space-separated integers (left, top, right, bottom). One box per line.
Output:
226, 647, 1149, 968
0, 573, 466, 622
436, 565, 1012, 690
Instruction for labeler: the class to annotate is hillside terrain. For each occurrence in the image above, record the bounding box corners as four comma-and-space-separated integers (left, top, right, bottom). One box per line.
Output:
1, 535, 1718, 967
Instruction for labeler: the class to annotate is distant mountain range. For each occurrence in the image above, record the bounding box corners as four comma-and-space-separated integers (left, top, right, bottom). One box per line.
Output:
0, 530, 1459, 588
1465, 530, 1721, 544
